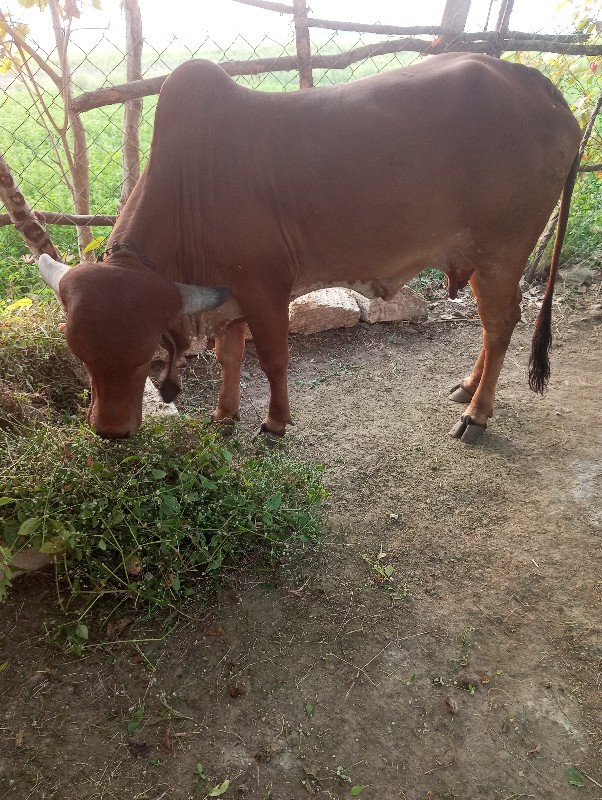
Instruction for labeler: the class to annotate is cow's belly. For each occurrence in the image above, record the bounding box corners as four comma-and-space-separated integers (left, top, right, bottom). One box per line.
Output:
291, 276, 407, 302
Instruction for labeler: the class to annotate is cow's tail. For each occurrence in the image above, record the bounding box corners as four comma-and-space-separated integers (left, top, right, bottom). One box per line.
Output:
528, 152, 580, 394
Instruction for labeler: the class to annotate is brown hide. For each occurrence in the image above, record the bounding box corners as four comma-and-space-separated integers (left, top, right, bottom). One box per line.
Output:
49, 53, 581, 440
59, 264, 182, 437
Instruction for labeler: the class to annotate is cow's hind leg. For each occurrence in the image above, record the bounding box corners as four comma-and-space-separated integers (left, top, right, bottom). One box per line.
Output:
449, 349, 485, 403
450, 272, 523, 443
212, 318, 247, 423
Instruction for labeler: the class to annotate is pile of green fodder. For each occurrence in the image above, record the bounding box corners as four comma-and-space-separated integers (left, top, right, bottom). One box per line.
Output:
0, 299, 325, 649
0, 298, 87, 429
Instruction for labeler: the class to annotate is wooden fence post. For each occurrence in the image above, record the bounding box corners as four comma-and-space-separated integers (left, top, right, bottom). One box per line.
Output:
492, 0, 515, 57
441, 0, 471, 36
293, 0, 313, 89
119, 0, 143, 213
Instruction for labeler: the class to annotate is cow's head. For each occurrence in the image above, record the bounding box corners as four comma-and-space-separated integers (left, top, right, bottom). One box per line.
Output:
39, 254, 229, 439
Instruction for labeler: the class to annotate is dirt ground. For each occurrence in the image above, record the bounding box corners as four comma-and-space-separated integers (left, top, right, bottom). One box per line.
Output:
1, 282, 601, 800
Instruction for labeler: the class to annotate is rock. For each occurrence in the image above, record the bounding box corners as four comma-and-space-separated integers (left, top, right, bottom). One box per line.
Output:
184, 335, 208, 356
0, 540, 54, 584
560, 265, 598, 287
289, 288, 360, 335
1, 546, 53, 576
350, 287, 428, 323
142, 378, 177, 417
153, 335, 208, 362
588, 302, 602, 320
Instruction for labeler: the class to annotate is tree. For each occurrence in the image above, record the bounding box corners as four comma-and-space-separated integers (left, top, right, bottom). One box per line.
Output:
0, 0, 101, 258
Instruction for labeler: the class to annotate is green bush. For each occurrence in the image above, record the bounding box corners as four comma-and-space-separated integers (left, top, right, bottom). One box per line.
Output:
0, 417, 325, 633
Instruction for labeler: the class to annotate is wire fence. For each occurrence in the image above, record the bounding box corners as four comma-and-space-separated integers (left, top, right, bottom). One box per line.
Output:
1, 3, 602, 264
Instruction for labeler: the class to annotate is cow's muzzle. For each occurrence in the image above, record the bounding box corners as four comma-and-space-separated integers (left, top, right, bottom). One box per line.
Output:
96, 430, 131, 441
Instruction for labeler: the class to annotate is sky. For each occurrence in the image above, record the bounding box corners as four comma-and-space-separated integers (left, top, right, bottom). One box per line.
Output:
3, 0, 589, 51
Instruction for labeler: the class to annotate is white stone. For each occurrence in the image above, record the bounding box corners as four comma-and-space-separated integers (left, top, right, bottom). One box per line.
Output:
350, 287, 428, 324
0, 545, 53, 580
289, 288, 360, 335
142, 377, 178, 417
183, 335, 208, 356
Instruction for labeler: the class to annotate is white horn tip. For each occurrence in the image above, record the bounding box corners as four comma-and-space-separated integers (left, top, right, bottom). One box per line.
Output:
38, 254, 70, 295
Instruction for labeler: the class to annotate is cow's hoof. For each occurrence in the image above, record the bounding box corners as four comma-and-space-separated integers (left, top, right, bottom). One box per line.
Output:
448, 383, 473, 404
449, 416, 487, 443
257, 424, 285, 448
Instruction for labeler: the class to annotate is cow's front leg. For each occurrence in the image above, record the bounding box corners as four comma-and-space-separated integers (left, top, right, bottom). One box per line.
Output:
241, 293, 292, 437
212, 318, 247, 423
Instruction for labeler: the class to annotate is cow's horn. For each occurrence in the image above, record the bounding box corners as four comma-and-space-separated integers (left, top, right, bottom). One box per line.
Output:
174, 283, 230, 315
38, 253, 70, 295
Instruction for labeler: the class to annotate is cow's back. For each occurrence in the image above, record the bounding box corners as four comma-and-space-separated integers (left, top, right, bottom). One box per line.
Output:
139, 55, 581, 291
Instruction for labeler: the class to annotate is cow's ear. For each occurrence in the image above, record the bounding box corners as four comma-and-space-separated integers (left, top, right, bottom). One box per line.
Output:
38, 254, 70, 297
174, 283, 230, 316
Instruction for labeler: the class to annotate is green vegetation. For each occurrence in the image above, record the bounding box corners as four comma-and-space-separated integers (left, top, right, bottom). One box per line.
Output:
0, 300, 325, 647
0, 416, 324, 607
0, 298, 85, 427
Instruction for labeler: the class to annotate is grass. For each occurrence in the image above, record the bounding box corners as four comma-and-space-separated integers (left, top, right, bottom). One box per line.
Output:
0, 417, 325, 626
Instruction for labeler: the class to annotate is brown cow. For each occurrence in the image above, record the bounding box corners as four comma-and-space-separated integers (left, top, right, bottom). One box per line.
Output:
39, 53, 581, 442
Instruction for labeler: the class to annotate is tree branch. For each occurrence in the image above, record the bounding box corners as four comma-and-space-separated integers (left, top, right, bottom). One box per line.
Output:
0, 154, 60, 258
231, 0, 294, 12
0, 211, 116, 228
71, 36, 602, 114
525, 90, 602, 282
0, 11, 62, 90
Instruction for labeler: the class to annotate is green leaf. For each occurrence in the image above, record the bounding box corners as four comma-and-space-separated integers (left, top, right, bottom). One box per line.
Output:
0, 660, 9, 673
82, 236, 106, 254
0, 497, 15, 506
38, 538, 64, 554
208, 779, 230, 797
127, 707, 144, 734
18, 517, 40, 537
97, 538, 107, 551
576, 16, 592, 31
305, 702, 314, 717
566, 767, 585, 787
152, 469, 167, 479
161, 494, 180, 512
350, 787, 366, 796
75, 623, 88, 640
266, 494, 282, 511
128, 717, 142, 734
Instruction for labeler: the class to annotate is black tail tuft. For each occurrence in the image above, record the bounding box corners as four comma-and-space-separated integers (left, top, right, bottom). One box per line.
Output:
528, 294, 552, 394
159, 378, 181, 403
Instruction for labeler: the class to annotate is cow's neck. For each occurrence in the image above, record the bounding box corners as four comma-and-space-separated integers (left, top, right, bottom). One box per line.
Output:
108, 171, 184, 280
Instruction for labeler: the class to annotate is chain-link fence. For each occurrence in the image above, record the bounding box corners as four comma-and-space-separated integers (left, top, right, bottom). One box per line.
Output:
1, 0, 601, 267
